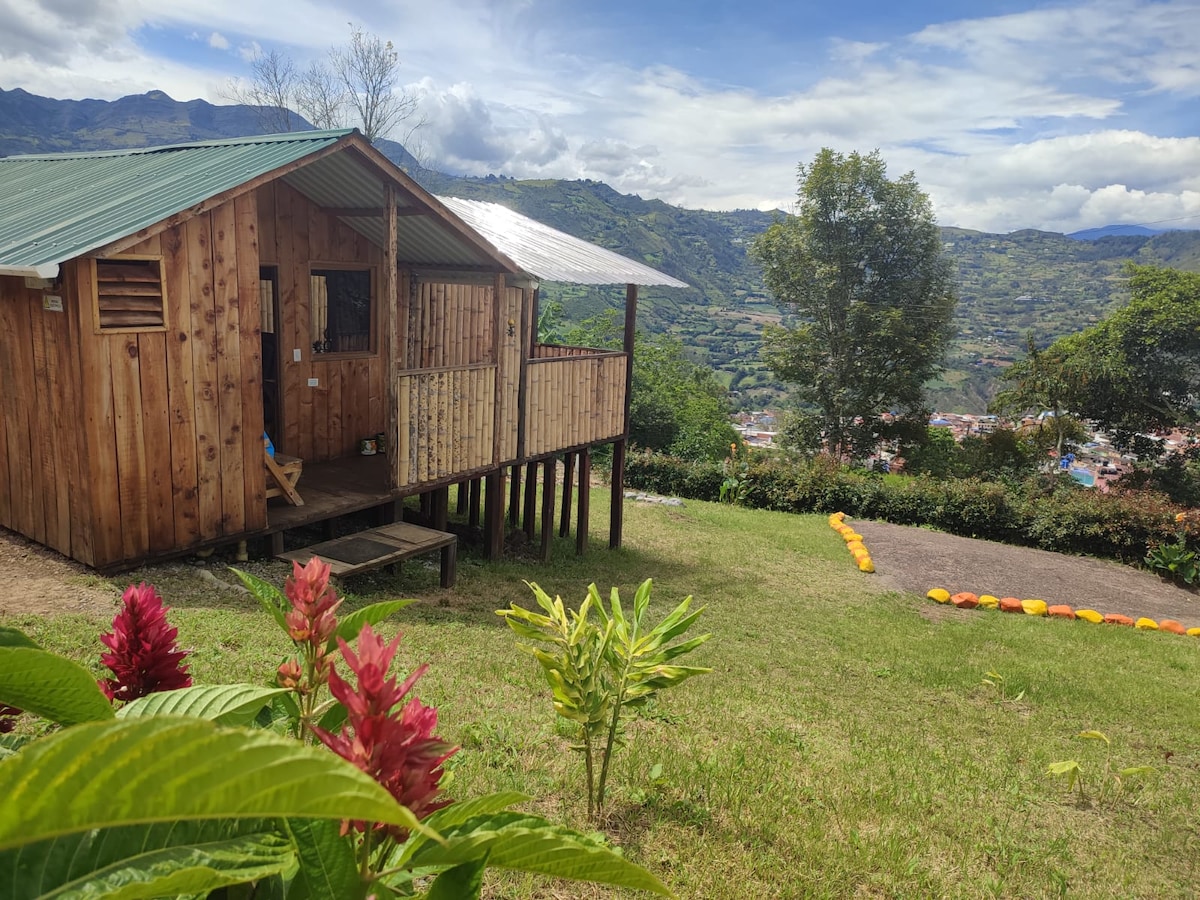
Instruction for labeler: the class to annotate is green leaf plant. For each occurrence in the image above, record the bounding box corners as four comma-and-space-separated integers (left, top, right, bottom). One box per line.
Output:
498, 579, 712, 820
0, 562, 673, 899
1046, 730, 1155, 805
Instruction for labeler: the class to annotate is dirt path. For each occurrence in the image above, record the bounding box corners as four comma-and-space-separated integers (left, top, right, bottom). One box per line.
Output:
855, 519, 1200, 628
0, 528, 119, 619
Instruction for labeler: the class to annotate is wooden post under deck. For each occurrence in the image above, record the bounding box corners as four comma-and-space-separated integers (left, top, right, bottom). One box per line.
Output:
468, 478, 481, 529
611, 283, 637, 549
485, 468, 505, 560
508, 463, 521, 527
576, 447, 591, 556
456, 482, 468, 515
523, 460, 537, 539
559, 451, 575, 537
540, 456, 556, 562
431, 486, 449, 532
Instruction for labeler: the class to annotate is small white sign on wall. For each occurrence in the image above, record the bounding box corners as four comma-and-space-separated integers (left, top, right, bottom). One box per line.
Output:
43, 295, 63, 312
24, 276, 53, 290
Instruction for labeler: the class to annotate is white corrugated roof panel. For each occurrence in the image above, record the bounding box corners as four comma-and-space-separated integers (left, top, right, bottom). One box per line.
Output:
437, 197, 688, 288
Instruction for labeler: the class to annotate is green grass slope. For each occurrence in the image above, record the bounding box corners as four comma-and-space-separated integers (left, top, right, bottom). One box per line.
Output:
12, 493, 1200, 898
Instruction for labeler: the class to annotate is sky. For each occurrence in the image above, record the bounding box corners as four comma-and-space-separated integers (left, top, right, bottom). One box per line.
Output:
1, 0, 1199, 234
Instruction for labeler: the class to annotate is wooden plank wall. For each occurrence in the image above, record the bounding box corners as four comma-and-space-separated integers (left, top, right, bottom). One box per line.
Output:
0, 275, 91, 563
257, 180, 385, 462
524, 354, 627, 457
70, 194, 266, 568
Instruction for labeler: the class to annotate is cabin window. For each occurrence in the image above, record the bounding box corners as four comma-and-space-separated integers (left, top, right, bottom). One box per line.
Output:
310, 267, 373, 354
94, 257, 167, 331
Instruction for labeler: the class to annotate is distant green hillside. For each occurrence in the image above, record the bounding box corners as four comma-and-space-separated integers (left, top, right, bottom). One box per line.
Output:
7, 86, 1200, 412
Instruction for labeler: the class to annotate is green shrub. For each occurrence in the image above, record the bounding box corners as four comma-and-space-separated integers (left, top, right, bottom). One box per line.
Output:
625, 450, 1184, 564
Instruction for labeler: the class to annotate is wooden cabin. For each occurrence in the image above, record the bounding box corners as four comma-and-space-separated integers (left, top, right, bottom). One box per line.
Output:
0, 130, 686, 571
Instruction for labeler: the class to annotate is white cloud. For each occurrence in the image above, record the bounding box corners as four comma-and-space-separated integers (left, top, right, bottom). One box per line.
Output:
0, 0, 1198, 233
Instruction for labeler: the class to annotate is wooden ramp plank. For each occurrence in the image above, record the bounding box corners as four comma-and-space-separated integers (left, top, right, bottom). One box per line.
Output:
277, 521, 456, 587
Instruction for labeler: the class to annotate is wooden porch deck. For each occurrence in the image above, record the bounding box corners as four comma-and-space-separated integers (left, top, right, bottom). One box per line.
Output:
264, 454, 395, 533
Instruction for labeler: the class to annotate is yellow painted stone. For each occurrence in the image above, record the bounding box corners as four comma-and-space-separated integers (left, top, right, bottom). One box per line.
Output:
926, 588, 951, 603
1187, 627, 1200, 637
1135, 617, 1159, 630
1075, 609, 1104, 624
977, 594, 999, 609
857, 558, 875, 573
1021, 599, 1048, 616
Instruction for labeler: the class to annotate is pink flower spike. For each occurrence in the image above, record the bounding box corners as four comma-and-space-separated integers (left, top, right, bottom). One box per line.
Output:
99, 583, 191, 703
313, 624, 457, 834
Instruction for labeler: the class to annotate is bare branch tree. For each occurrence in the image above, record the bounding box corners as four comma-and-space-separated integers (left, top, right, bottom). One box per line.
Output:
222, 49, 298, 133
224, 27, 425, 145
295, 61, 344, 131
329, 26, 423, 143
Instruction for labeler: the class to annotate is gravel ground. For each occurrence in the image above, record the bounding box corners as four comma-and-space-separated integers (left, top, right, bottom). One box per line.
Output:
854, 518, 1200, 627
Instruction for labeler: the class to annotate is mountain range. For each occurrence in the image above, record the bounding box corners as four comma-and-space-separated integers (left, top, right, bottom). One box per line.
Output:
4, 86, 1199, 413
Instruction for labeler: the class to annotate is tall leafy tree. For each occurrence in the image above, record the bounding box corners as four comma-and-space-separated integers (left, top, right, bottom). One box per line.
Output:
991, 333, 1085, 461
997, 266, 1200, 454
752, 149, 956, 455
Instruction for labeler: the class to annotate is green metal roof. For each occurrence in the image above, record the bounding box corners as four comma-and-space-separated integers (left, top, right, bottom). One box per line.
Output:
0, 130, 353, 277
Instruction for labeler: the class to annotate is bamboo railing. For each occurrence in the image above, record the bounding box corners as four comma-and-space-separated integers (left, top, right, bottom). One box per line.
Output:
397, 365, 496, 487
524, 352, 628, 457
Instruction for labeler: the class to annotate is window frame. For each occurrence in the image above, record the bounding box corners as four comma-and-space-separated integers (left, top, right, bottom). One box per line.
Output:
308, 263, 377, 358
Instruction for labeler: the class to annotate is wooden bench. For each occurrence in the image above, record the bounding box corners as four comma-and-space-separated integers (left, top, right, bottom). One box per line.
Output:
276, 521, 457, 587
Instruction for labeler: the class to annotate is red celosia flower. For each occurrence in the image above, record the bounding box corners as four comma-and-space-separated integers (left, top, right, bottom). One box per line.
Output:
0, 705, 21, 733
99, 583, 191, 703
313, 625, 457, 835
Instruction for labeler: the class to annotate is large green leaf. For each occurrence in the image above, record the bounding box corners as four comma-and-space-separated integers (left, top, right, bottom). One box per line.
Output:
0, 646, 114, 726
331, 600, 418, 650
229, 567, 290, 633
1, 820, 291, 899
407, 812, 672, 896
391, 792, 529, 868
284, 818, 362, 900
426, 854, 488, 900
0, 627, 40, 649
0, 717, 429, 852
116, 685, 289, 727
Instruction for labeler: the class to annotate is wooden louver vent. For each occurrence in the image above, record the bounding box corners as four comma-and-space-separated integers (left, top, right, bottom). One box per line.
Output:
96, 258, 165, 329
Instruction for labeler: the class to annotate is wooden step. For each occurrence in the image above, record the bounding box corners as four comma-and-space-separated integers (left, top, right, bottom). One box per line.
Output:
277, 522, 456, 587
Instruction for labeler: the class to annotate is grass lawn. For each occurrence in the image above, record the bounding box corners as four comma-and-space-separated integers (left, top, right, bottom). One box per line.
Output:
9, 490, 1200, 898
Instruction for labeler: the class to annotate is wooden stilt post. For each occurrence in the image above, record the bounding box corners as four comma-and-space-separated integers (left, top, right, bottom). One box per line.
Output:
576, 447, 591, 556
485, 468, 505, 560
431, 486, 449, 532
523, 460, 537, 539
508, 463, 521, 527
540, 456, 556, 562
456, 481, 468, 514
611, 283, 637, 550
559, 451, 575, 537
468, 478, 482, 529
